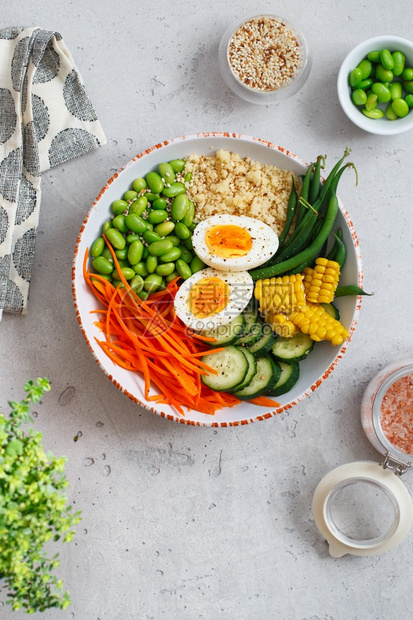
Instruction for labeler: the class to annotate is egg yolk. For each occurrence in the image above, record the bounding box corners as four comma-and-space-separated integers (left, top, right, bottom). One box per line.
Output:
187, 277, 230, 318
205, 225, 252, 258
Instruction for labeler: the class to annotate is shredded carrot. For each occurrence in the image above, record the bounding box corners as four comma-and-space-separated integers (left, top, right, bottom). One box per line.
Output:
84, 241, 281, 416
248, 396, 281, 408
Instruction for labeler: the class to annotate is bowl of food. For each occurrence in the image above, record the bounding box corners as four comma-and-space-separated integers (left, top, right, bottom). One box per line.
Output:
219, 14, 311, 104
72, 133, 364, 427
337, 35, 413, 135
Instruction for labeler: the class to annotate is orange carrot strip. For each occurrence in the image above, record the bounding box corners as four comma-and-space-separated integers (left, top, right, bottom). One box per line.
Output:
248, 396, 281, 407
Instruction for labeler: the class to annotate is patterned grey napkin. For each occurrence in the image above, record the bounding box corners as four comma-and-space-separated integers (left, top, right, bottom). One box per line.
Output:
0, 26, 106, 317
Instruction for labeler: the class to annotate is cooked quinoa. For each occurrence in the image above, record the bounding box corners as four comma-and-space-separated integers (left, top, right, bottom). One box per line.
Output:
228, 16, 300, 92
183, 149, 301, 236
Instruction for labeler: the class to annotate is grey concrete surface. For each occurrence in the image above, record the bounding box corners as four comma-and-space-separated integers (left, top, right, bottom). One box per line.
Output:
1, 1, 412, 619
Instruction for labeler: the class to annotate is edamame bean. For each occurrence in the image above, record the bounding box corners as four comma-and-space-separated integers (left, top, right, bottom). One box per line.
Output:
162, 182, 186, 198
125, 213, 148, 234
176, 259, 192, 280
362, 108, 384, 119
349, 67, 362, 87
175, 222, 191, 240
357, 59, 373, 79
147, 209, 168, 225
144, 192, 160, 202
101, 247, 114, 262
160, 247, 181, 262
138, 290, 149, 300
130, 274, 144, 293
359, 78, 373, 90
190, 256, 206, 274
146, 255, 158, 273
152, 197, 167, 210
154, 221, 175, 237
158, 162, 175, 184
392, 97, 409, 117
143, 230, 162, 244
371, 82, 391, 103
145, 221, 153, 231
124, 190, 138, 202
148, 239, 173, 256
106, 227, 126, 250
117, 259, 129, 268
144, 273, 163, 293
102, 220, 112, 234
385, 102, 398, 120
390, 82, 402, 100
92, 256, 114, 275
112, 199, 128, 215
165, 270, 179, 283
179, 246, 193, 264
183, 236, 193, 250
126, 233, 141, 243
115, 247, 128, 260
146, 171, 164, 194
184, 172, 192, 182
129, 195, 148, 216
113, 267, 135, 281
405, 94, 413, 108
380, 49, 394, 71
91, 274, 112, 283
156, 262, 176, 277
367, 50, 381, 63
133, 262, 148, 277
91, 237, 105, 257
402, 67, 413, 81
112, 214, 129, 233
128, 239, 144, 265
132, 177, 147, 192
392, 51, 405, 76
365, 92, 378, 111
403, 80, 413, 94
168, 159, 186, 173
375, 64, 393, 83
142, 247, 149, 259
352, 88, 367, 106
171, 193, 188, 221
167, 235, 181, 247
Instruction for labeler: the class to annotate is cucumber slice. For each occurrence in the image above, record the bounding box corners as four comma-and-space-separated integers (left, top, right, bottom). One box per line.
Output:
233, 347, 257, 391
234, 320, 263, 346
201, 346, 248, 392
246, 325, 277, 357
233, 355, 279, 400
272, 332, 314, 363
242, 300, 259, 334
265, 360, 300, 396
320, 302, 340, 320
203, 314, 245, 346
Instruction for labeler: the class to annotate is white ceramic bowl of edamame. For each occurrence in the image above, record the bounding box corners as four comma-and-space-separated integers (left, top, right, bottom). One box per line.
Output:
72, 133, 363, 427
337, 35, 413, 135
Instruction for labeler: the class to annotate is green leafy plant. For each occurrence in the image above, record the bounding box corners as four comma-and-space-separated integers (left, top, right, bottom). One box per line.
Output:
0, 379, 81, 613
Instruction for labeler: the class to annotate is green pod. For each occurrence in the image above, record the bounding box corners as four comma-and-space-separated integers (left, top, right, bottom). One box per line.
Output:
91, 237, 105, 258
146, 171, 164, 194
106, 227, 126, 250
168, 159, 186, 173
144, 273, 163, 293
92, 256, 114, 275
182, 200, 195, 227
147, 209, 168, 225
154, 221, 175, 237
156, 262, 176, 277
160, 247, 182, 262
112, 199, 128, 215
171, 193, 189, 221
132, 177, 147, 192
143, 230, 162, 244
130, 274, 144, 293
152, 197, 167, 210
148, 239, 174, 257
392, 51, 405, 76
162, 182, 186, 198
158, 162, 175, 184
112, 214, 129, 233
128, 195, 148, 216
190, 256, 206, 274
125, 213, 148, 234
175, 222, 191, 240
146, 255, 158, 273
133, 262, 148, 277
128, 239, 144, 265
175, 259, 192, 280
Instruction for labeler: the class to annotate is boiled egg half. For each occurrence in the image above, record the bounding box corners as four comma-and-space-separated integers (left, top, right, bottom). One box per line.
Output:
173, 267, 253, 332
191, 214, 279, 272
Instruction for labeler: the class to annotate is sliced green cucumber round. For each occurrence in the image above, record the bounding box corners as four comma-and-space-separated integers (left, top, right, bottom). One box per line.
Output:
203, 314, 245, 347
201, 346, 248, 392
246, 325, 277, 358
320, 302, 340, 320
265, 360, 300, 396
233, 347, 257, 392
272, 332, 314, 363
233, 355, 279, 400
235, 321, 263, 347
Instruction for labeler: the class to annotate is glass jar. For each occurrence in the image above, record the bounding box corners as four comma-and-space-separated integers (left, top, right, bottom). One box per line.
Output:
312, 360, 413, 557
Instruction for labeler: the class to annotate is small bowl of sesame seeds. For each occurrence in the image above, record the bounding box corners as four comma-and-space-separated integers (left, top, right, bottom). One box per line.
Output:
219, 14, 311, 104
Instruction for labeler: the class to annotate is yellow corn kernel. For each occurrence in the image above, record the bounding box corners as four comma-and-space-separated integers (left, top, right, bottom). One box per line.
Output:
254, 274, 307, 315
302, 258, 341, 304
290, 302, 348, 346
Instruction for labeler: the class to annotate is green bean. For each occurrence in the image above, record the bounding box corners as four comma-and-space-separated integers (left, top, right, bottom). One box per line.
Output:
112, 199, 128, 215
190, 256, 206, 274
176, 259, 192, 280
168, 159, 186, 173
144, 273, 163, 293
132, 177, 147, 192
148, 209, 168, 225
171, 194, 189, 221
334, 230, 347, 267
106, 227, 126, 250
162, 182, 186, 198
146, 255, 158, 273
125, 213, 148, 234
309, 156, 325, 204
152, 197, 167, 210
143, 230, 161, 244
113, 266, 135, 281
295, 162, 313, 227
277, 176, 298, 248
115, 247, 128, 260
250, 191, 339, 281
154, 221, 175, 237
91, 237, 104, 257
133, 262, 148, 277
129, 196, 148, 216
92, 256, 114, 275
146, 171, 164, 194
182, 200, 195, 228
148, 239, 173, 256
160, 247, 182, 262
158, 162, 175, 184
128, 239, 144, 265
335, 285, 373, 297
130, 274, 144, 293
112, 214, 129, 233
175, 222, 191, 240
156, 262, 176, 277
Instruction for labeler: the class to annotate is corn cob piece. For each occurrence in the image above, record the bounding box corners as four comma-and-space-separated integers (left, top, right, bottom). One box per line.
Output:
303, 257, 341, 304
290, 303, 348, 346
262, 310, 299, 338
254, 274, 307, 315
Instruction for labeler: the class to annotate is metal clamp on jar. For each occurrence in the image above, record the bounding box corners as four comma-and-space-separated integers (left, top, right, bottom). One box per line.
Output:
312, 360, 413, 557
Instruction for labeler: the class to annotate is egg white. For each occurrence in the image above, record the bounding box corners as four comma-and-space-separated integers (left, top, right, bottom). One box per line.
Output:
191, 214, 279, 272
173, 267, 254, 332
